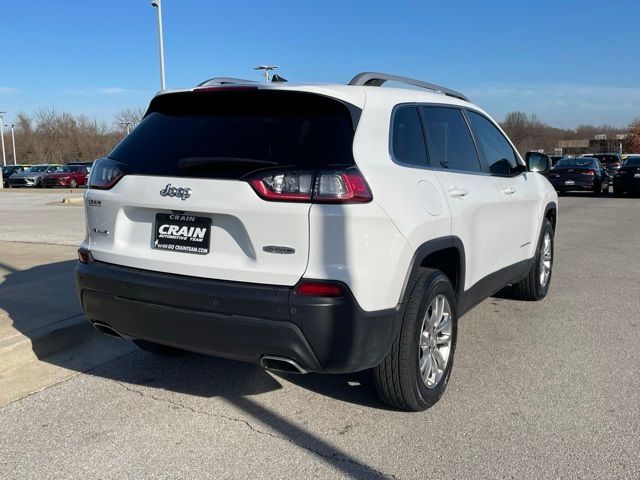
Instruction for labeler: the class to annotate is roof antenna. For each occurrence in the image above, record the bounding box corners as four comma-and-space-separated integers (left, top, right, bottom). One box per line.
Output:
254, 65, 278, 82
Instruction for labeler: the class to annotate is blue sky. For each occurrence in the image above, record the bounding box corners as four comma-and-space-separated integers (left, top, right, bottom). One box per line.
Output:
1, 0, 639, 129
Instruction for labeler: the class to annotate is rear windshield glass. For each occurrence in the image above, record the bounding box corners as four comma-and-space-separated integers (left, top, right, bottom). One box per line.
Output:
592, 155, 619, 164
555, 159, 595, 168
108, 90, 359, 179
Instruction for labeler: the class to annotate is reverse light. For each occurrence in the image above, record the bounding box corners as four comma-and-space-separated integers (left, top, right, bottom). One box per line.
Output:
89, 158, 127, 190
248, 167, 372, 204
295, 281, 343, 297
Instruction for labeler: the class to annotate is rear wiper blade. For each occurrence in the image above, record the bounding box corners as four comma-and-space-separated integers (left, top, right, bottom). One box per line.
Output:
177, 157, 278, 170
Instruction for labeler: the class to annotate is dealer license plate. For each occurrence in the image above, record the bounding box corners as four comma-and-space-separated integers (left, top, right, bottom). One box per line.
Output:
153, 213, 211, 255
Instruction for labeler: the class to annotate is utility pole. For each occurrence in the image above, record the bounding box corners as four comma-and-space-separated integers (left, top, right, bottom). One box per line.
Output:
151, 0, 167, 91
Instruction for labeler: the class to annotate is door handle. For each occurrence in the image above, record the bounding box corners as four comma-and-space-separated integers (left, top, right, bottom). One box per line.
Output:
503, 186, 516, 195
448, 187, 468, 198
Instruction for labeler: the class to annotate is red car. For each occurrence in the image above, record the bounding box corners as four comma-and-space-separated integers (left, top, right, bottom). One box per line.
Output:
42, 165, 90, 188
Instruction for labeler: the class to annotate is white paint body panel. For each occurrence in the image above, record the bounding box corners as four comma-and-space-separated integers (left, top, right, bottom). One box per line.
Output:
82, 82, 558, 313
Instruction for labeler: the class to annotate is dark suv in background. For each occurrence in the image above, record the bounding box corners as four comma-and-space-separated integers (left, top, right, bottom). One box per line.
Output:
590, 153, 623, 179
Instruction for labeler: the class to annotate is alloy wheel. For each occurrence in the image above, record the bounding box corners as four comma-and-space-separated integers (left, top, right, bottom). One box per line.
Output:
418, 294, 453, 389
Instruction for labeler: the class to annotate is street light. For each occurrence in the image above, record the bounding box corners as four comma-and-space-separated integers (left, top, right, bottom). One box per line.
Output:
10, 125, 16, 165
254, 65, 278, 82
119, 121, 133, 135
151, 0, 166, 91
0, 112, 6, 167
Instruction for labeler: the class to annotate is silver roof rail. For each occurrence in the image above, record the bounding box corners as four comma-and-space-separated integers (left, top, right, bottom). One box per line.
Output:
197, 77, 259, 87
348, 72, 469, 102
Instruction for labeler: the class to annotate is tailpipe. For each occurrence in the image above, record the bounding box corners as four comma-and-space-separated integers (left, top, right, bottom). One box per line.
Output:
260, 355, 308, 374
92, 322, 124, 339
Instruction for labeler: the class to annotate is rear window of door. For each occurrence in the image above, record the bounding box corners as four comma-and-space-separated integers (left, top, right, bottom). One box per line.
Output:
466, 111, 520, 176
421, 106, 482, 173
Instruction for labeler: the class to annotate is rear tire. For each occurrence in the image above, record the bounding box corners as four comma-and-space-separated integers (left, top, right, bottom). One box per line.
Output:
374, 269, 457, 411
512, 219, 554, 301
133, 339, 185, 356
69, 179, 78, 188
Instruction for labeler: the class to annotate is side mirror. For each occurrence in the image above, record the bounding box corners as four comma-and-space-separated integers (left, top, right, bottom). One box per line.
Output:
525, 152, 551, 173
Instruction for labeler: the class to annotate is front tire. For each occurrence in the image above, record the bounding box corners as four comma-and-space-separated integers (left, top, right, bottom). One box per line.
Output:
69, 179, 78, 188
512, 219, 554, 301
374, 269, 457, 411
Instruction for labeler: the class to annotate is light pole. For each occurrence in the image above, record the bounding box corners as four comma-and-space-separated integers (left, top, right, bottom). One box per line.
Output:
119, 121, 132, 135
254, 65, 278, 82
151, 0, 166, 91
10, 125, 16, 164
0, 113, 6, 167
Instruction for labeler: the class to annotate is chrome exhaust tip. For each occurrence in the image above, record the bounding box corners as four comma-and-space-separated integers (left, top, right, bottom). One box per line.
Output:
260, 355, 308, 374
92, 322, 124, 339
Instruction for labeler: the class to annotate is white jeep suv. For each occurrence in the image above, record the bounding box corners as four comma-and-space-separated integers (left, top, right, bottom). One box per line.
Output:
76, 72, 557, 411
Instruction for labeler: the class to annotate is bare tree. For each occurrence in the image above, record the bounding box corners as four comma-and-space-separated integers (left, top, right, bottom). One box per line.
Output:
628, 118, 640, 153
114, 107, 146, 133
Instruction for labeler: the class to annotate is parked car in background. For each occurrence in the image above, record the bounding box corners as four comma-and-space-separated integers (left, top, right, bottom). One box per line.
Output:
549, 155, 566, 167
68, 160, 94, 173
1, 165, 27, 187
613, 156, 640, 197
591, 153, 623, 179
548, 157, 610, 195
42, 165, 90, 188
7, 164, 62, 187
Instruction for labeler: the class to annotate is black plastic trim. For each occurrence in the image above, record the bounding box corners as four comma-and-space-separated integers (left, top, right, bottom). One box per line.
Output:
75, 261, 399, 374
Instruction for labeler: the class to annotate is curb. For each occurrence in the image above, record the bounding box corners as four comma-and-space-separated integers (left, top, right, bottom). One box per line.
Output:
0, 314, 96, 376
62, 196, 84, 205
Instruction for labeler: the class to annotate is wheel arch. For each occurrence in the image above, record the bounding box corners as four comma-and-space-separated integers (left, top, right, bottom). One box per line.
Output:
544, 201, 557, 233
398, 237, 466, 311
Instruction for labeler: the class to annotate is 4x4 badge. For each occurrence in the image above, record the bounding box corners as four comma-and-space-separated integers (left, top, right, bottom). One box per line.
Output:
160, 184, 192, 201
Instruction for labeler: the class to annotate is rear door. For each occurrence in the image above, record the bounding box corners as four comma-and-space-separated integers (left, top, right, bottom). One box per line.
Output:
85, 89, 359, 286
421, 106, 514, 290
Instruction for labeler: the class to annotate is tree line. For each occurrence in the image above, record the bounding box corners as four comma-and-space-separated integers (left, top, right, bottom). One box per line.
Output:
1, 108, 639, 165
1, 107, 145, 165
499, 112, 638, 154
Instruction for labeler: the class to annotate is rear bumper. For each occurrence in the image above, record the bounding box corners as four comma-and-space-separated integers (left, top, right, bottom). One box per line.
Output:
75, 261, 400, 374
549, 178, 596, 191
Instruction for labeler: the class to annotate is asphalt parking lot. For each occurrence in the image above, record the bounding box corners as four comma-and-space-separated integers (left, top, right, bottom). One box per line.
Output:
0, 190, 639, 479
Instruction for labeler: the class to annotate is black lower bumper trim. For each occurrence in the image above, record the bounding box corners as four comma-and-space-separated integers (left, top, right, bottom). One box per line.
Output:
76, 261, 400, 374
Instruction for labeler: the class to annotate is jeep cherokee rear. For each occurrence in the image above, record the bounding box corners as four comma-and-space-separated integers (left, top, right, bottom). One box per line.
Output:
76, 72, 558, 411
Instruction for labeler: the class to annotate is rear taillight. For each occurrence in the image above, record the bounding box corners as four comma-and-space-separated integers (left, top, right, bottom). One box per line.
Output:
295, 281, 343, 297
88, 158, 127, 190
583, 170, 595, 176
248, 167, 372, 204
77, 248, 94, 264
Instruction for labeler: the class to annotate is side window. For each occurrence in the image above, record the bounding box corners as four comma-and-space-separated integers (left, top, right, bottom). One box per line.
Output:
391, 106, 428, 167
421, 107, 481, 173
467, 111, 519, 176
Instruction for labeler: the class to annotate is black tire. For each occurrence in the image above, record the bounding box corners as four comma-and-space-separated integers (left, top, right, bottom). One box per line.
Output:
511, 219, 554, 301
593, 182, 602, 195
133, 339, 185, 356
69, 179, 78, 188
613, 188, 623, 198
374, 269, 458, 411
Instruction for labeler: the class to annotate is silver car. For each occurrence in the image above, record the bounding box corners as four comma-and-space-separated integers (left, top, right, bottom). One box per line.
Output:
7, 164, 62, 187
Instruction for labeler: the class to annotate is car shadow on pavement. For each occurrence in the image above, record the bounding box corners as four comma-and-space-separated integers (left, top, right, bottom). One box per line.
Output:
0, 257, 391, 408
2, 258, 394, 478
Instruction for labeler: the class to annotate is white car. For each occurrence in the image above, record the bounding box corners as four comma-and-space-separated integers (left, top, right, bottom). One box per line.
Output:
76, 72, 558, 411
